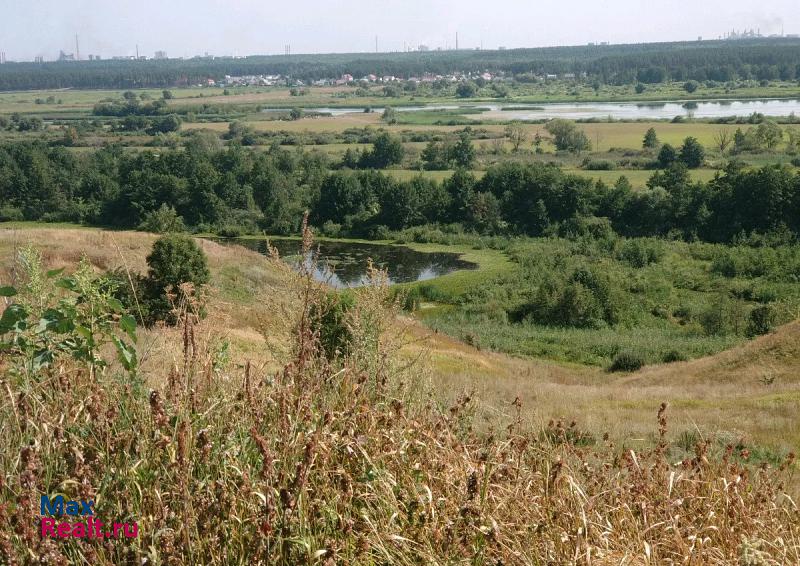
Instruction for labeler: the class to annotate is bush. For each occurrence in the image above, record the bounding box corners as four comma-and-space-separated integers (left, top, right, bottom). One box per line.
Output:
398, 287, 421, 312
657, 143, 677, 167
147, 234, 210, 291
555, 281, 606, 328
139, 204, 186, 234
311, 291, 355, 359
609, 351, 645, 372
545, 119, 591, 152
617, 238, 665, 268
144, 234, 210, 323
662, 349, 688, 363
100, 268, 153, 323
320, 220, 343, 238
699, 296, 747, 336
218, 225, 243, 238
710, 247, 778, 279
456, 82, 478, 98
367, 224, 392, 240
516, 267, 619, 329
746, 305, 777, 337
679, 137, 705, 168
583, 159, 615, 171
0, 206, 24, 222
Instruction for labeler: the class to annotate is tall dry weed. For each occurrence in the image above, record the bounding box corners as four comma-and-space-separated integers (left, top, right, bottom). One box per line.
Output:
0, 233, 798, 565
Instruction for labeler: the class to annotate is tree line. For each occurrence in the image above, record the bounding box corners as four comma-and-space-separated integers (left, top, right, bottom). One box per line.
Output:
1, 141, 799, 243
2, 39, 800, 90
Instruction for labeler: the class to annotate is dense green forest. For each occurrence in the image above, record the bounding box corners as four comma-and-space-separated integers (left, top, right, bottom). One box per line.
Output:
2, 39, 800, 90
1, 140, 799, 244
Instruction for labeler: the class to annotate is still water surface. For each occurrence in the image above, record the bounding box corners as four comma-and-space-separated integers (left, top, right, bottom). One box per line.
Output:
223, 238, 477, 288
264, 98, 800, 120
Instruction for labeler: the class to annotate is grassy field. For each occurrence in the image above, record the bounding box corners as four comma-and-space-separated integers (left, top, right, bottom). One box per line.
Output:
3, 79, 799, 117
381, 167, 717, 187
575, 122, 748, 151
187, 116, 795, 158
564, 167, 720, 186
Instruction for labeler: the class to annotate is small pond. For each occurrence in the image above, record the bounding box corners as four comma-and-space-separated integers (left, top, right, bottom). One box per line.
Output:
218, 238, 477, 288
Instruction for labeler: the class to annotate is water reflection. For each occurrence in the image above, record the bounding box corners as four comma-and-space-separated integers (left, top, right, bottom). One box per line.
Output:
264, 98, 800, 121
219, 238, 477, 288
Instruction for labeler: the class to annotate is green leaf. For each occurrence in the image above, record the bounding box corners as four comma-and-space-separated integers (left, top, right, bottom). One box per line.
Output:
113, 336, 137, 373
46, 268, 66, 279
38, 309, 75, 334
32, 349, 55, 371
0, 286, 17, 297
120, 314, 137, 343
107, 298, 124, 313
55, 277, 77, 291
75, 325, 93, 340
0, 304, 28, 334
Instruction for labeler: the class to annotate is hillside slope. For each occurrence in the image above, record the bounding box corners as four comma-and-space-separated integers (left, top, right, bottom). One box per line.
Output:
2, 225, 798, 453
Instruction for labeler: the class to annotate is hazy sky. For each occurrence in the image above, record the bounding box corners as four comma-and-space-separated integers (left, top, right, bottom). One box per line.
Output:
1, 0, 798, 61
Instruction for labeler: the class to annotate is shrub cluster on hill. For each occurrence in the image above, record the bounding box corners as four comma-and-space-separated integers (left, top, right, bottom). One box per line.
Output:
419, 230, 800, 368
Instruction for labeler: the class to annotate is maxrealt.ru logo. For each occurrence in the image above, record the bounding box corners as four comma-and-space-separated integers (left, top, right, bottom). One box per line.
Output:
40, 495, 138, 539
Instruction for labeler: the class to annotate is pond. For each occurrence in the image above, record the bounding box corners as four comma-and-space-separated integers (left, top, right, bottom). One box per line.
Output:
262, 98, 800, 120
219, 238, 477, 288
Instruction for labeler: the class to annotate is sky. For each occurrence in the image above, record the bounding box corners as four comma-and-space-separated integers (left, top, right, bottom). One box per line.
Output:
0, 0, 798, 61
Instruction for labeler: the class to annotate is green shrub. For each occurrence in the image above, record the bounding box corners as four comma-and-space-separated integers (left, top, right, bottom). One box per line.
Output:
583, 159, 615, 171
0, 252, 138, 378
746, 305, 777, 337
139, 204, 186, 234
662, 349, 688, 363
417, 283, 451, 303
0, 206, 24, 222
99, 268, 152, 323
609, 351, 645, 372
144, 235, 210, 323
320, 220, 343, 238
218, 225, 243, 238
617, 238, 665, 268
367, 224, 391, 240
710, 247, 780, 279
556, 281, 606, 329
699, 296, 747, 336
311, 292, 356, 359
513, 266, 619, 329
399, 287, 421, 312
147, 234, 210, 290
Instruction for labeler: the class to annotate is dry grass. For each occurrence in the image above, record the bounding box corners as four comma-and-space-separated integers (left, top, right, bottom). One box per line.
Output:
0, 226, 282, 374
413, 316, 800, 453
3, 226, 798, 454
1, 225, 799, 564
181, 112, 381, 133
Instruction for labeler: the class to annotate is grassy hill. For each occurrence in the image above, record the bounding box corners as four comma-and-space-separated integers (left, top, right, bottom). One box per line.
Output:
2, 225, 798, 451
1, 225, 798, 563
